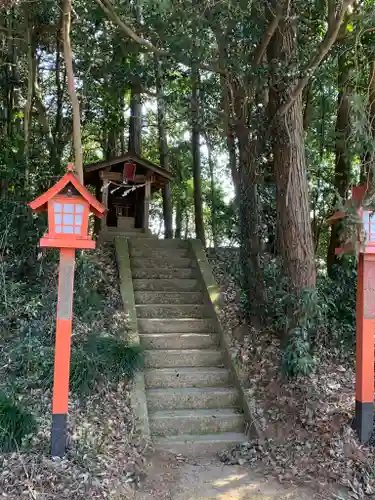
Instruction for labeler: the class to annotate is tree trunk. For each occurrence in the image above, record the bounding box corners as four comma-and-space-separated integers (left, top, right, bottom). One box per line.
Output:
232, 77, 264, 324
191, 65, 206, 246
24, 11, 35, 190
268, 15, 316, 293
327, 50, 352, 276
53, 18, 63, 174
205, 136, 218, 248
175, 199, 182, 239
155, 56, 173, 238
63, 0, 83, 183
217, 34, 239, 201
128, 0, 142, 156
128, 83, 142, 155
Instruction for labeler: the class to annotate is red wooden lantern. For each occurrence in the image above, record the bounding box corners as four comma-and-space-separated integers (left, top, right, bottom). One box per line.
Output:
29, 164, 105, 249
28, 164, 105, 457
328, 183, 375, 443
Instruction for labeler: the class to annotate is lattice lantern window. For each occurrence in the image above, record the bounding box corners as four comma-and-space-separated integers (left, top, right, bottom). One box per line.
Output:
48, 197, 89, 240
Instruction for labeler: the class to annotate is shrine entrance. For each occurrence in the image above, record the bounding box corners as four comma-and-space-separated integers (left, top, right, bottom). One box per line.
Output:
84, 152, 173, 240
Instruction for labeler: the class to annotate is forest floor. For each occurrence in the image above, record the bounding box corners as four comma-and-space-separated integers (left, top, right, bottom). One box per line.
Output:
208, 249, 375, 500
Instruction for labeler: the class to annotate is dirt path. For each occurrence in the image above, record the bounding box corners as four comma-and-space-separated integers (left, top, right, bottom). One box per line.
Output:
131, 453, 335, 500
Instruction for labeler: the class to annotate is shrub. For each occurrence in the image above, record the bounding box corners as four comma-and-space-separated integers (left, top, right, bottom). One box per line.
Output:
8, 334, 143, 396
0, 393, 37, 452
69, 335, 143, 395
281, 326, 317, 378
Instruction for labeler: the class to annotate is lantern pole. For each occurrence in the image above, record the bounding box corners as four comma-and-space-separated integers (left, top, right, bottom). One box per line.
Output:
354, 253, 375, 443
51, 246, 76, 457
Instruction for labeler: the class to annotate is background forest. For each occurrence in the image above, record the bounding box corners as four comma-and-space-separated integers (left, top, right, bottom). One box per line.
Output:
0, 0, 374, 413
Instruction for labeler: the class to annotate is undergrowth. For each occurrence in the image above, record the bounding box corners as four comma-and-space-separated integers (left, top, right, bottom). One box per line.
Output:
231, 253, 356, 379
0, 393, 36, 452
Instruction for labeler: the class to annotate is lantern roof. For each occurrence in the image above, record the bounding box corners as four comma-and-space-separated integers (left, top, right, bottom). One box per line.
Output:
29, 164, 106, 219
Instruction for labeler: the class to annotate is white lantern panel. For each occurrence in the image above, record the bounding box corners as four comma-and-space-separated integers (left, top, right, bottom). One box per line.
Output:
63, 203, 74, 213
75, 204, 84, 213
54, 202, 62, 213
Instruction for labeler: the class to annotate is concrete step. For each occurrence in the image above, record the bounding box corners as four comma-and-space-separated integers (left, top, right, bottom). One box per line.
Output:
130, 248, 190, 259
131, 257, 195, 269
144, 349, 223, 368
132, 268, 197, 279
134, 291, 205, 305
147, 387, 239, 411
106, 227, 143, 233
149, 408, 244, 436
138, 318, 216, 334
136, 305, 212, 319
132, 279, 201, 292
140, 332, 218, 350
144, 367, 231, 389
154, 432, 247, 456
130, 239, 189, 249
100, 231, 152, 242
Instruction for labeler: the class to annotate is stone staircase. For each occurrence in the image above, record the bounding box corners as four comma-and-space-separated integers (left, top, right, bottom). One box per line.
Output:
129, 238, 247, 455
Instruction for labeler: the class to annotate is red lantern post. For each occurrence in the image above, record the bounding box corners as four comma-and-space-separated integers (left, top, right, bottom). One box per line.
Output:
28, 164, 105, 457
328, 184, 375, 443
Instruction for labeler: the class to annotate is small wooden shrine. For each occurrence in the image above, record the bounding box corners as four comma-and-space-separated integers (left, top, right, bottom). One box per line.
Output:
84, 152, 172, 239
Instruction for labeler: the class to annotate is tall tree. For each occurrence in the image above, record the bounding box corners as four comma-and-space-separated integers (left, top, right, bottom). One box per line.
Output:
191, 60, 206, 246
327, 48, 352, 275
268, 12, 316, 292
155, 57, 173, 238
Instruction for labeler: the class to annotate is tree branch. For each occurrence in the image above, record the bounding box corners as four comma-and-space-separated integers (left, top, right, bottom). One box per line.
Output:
278, 0, 355, 117
94, 0, 227, 75
95, 0, 167, 55
254, 3, 284, 66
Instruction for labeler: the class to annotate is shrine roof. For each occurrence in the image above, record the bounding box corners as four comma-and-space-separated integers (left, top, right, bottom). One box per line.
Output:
84, 151, 173, 184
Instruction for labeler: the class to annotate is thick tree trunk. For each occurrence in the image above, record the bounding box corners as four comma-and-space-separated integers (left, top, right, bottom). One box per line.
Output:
63, 0, 83, 183
232, 77, 264, 323
268, 16, 316, 292
191, 65, 206, 246
327, 50, 352, 276
155, 56, 173, 238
